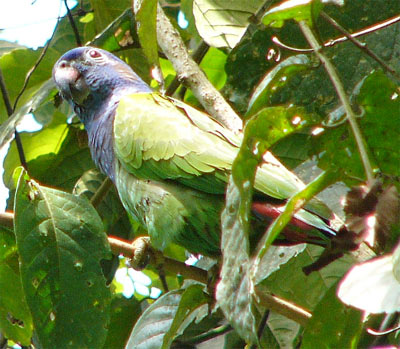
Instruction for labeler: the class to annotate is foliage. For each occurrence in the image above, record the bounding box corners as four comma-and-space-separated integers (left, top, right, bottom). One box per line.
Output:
0, 0, 400, 347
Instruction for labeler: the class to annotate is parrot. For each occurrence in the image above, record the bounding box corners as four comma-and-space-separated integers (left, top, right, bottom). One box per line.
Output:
52, 46, 336, 257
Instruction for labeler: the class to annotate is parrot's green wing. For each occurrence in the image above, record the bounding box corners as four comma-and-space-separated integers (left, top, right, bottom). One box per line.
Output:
113, 93, 304, 200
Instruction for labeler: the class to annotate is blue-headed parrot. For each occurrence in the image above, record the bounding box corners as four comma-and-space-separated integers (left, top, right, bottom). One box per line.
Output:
52, 47, 336, 257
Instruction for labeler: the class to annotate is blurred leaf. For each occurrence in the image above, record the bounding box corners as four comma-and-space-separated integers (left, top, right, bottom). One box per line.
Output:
262, 245, 354, 310
90, 0, 131, 33
103, 295, 142, 349
135, 0, 159, 68
0, 228, 33, 345
14, 170, 111, 348
338, 246, 400, 314
302, 284, 362, 348
262, 0, 323, 28
193, 0, 265, 48
0, 40, 25, 56
267, 312, 301, 348
313, 71, 400, 182
90, 9, 139, 52
0, 79, 56, 151
126, 285, 208, 348
3, 117, 68, 189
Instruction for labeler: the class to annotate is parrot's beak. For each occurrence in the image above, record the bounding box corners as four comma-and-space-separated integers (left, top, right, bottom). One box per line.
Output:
53, 61, 89, 105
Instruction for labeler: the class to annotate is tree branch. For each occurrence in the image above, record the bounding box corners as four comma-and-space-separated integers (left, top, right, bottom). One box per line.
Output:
108, 237, 209, 284
2, 210, 317, 325
255, 285, 311, 327
155, 5, 243, 133
299, 21, 374, 183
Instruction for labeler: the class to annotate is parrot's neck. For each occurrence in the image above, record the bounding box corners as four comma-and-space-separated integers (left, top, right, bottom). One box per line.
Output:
82, 84, 151, 181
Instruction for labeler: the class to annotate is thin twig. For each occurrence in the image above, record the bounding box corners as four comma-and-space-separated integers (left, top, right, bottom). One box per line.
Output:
321, 11, 400, 82
13, 20, 59, 112
255, 285, 311, 327
64, 0, 82, 46
0, 68, 13, 116
90, 177, 113, 209
299, 21, 374, 182
0, 68, 28, 168
273, 14, 400, 54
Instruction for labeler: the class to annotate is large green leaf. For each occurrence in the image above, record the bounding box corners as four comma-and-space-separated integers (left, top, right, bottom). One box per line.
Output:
313, 71, 400, 181
302, 284, 363, 348
14, 170, 111, 348
0, 228, 33, 345
126, 285, 209, 348
103, 294, 142, 349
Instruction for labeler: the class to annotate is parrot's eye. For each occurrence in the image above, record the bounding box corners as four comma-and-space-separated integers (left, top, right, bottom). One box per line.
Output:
88, 49, 101, 58
59, 61, 68, 68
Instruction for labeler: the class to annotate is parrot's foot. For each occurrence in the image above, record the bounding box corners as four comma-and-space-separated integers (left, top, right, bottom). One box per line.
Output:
128, 236, 152, 270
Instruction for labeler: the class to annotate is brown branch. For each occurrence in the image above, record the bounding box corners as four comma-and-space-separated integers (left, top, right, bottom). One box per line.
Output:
3, 209, 319, 325
0, 212, 14, 228
108, 237, 209, 284
166, 41, 210, 97
255, 285, 312, 327
155, 5, 243, 132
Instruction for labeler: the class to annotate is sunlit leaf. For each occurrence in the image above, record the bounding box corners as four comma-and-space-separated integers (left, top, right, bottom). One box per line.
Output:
193, 0, 265, 48
262, 0, 323, 28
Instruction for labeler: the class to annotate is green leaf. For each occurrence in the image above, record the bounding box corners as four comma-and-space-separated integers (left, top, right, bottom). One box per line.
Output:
0, 228, 33, 345
247, 54, 311, 117
135, 0, 159, 68
89, 9, 139, 52
3, 117, 70, 189
103, 295, 142, 349
314, 71, 400, 182
262, 0, 323, 28
302, 284, 363, 348
126, 286, 209, 348
262, 245, 354, 310
217, 180, 259, 345
14, 169, 111, 348
162, 285, 208, 348
193, 0, 265, 48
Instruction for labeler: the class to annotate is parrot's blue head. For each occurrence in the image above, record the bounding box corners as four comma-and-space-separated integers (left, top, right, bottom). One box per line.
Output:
53, 46, 151, 122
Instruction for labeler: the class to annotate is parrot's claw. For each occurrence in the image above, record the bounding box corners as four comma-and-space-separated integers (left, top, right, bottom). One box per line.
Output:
128, 236, 152, 270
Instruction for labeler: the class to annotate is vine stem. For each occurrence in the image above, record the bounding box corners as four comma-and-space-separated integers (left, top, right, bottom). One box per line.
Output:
299, 21, 374, 183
